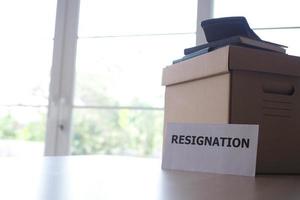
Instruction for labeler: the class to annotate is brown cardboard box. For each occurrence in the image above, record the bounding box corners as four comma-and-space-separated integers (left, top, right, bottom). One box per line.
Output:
162, 45, 300, 174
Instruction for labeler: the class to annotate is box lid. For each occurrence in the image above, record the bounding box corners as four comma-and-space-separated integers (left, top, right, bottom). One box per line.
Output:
162, 45, 300, 86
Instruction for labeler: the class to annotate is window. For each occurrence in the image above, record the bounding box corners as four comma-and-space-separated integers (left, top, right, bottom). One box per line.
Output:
0, 1, 56, 156
44, 0, 198, 156
71, 0, 197, 156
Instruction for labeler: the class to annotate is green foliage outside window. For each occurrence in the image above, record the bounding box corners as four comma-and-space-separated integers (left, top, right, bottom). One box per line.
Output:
0, 108, 163, 157
71, 108, 163, 156
0, 113, 45, 141
71, 67, 164, 156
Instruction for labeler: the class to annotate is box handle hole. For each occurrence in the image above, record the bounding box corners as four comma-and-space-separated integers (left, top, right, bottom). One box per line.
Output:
263, 82, 295, 96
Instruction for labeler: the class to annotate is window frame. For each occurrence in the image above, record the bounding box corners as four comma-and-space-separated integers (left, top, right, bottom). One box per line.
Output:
45, 0, 80, 156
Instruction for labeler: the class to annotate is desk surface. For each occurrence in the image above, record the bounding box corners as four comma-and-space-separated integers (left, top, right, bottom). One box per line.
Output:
0, 155, 299, 200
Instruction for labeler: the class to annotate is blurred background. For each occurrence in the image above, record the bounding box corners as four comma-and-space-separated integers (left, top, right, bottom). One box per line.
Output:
0, 0, 299, 157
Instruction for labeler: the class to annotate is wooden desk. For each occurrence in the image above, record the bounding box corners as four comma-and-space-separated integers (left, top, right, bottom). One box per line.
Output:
0, 155, 299, 200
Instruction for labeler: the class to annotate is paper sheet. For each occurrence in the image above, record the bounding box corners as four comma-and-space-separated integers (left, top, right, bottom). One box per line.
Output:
162, 123, 259, 176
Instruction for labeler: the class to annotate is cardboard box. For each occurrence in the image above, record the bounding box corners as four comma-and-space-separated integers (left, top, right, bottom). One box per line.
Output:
162, 45, 300, 174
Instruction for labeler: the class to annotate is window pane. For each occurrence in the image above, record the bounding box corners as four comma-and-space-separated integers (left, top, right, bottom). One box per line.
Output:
0, 0, 56, 155
214, 0, 300, 28
0, 1, 56, 38
0, 39, 53, 105
71, 108, 163, 157
74, 0, 196, 157
0, 107, 46, 156
78, 0, 197, 36
0, 0, 56, 105
74, 34, 195, 108
255, 29, 300, 56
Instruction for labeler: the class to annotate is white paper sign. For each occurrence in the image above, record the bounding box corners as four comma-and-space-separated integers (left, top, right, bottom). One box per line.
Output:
162, 123, 259, 176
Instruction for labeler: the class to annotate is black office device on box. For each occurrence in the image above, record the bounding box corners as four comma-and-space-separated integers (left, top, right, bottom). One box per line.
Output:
201, 16, 261, 42
182, 17, 286, 58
